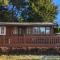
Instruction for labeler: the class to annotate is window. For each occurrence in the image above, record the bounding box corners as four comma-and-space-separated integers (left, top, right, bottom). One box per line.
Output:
40, 27, 45, 34
0, 26, 6, 35
13, 27, 18, 35
33, 27, 39, 34
26, 27, 32, 35
32, 27, 46, 34
46, 27, 50, 34
19, 28, 22, 35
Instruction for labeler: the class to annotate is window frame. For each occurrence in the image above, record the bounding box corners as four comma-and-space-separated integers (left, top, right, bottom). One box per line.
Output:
0, 26, 6, 35
45, 27, 51, 35
32, 27, 46, 35
12, 27, 18, 35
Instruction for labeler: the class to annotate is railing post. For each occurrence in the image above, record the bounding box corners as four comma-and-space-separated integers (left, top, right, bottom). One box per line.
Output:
8, 38, 11, 45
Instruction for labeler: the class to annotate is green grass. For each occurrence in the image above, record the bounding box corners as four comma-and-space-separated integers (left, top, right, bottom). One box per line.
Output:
0, 55, 60, 60
0, 55, 43, 60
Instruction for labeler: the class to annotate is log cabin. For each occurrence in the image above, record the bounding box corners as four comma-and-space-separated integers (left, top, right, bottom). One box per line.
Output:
0, 22, 60, 53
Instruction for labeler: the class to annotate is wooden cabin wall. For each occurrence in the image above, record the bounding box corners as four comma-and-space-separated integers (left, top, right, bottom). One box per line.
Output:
0, 25, 59, 51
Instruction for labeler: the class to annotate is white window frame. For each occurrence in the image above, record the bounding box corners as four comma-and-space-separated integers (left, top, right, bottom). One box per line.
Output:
0, 26, 6, 35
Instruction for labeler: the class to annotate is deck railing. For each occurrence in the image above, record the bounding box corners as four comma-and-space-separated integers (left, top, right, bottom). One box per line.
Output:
0, 35, 60, 48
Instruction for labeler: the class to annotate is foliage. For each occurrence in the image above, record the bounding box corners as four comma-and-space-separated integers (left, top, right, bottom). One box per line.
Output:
10, 0, 57, 22
55, 27, 60, 33
0, 0, 18, 22
0, 0, 57, 22
29, 0, 57, 22
0, 0, 8, 6
0, 6, 17, 22
10, 0, 23, 9
0, 0, 2, 6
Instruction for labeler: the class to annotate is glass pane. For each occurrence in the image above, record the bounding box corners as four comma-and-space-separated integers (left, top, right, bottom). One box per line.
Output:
1, 27, 4, 34
26, 27, 32, 35
32, 27, 39, 34
0, 26, 6, 35
19, 28, 22, 35
32, 27, 45, 34
46, 27, 50, 34
40, 27, 45, 34
13, 27, 18, 35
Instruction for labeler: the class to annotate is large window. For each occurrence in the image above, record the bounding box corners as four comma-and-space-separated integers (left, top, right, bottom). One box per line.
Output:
32, 27, 50, 35
32, 27, 46, 34
12, 26, 51, 35
13, 27, 26, 35
0, 26, 6, 35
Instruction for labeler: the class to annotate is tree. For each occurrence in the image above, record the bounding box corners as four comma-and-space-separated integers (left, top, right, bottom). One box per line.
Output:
0, 0, 57, 22
11, 0, 57, 22
0, 5, 18, 22
10, 0, 30, 22
29, 0, 57, 22
0, 0, 18, 22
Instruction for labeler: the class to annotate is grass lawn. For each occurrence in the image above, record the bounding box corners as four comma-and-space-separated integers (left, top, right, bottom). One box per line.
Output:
0, 55, 60, 60
0, 55, 44, 60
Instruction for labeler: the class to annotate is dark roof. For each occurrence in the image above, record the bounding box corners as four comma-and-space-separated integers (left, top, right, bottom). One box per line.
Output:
0, 22, 57, 26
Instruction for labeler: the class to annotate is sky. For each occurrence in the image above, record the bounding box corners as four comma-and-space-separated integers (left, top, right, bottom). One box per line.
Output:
53, 0, 60, 25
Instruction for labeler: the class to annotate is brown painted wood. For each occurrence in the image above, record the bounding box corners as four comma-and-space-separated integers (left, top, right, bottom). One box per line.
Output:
0, 23, 59, 51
